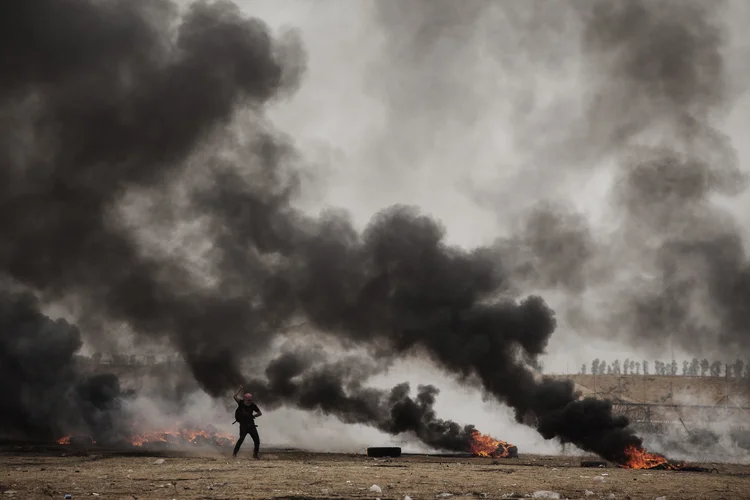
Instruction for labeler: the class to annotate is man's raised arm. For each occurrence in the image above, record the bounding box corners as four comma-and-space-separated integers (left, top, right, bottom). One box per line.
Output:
233, 385, 243, 403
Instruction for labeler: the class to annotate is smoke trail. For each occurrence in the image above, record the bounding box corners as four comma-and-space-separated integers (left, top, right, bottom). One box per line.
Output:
246, 348, 478, 452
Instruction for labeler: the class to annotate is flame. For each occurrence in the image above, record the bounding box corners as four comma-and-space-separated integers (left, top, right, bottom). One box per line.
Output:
469, 430, 515, 458
621, 445, 682, 470
56, 436, 96, 445
128, 425, 233, 447
56, 424, 233, 448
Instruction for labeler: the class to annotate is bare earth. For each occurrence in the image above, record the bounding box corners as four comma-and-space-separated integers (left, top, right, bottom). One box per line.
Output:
1, 449, 748, 500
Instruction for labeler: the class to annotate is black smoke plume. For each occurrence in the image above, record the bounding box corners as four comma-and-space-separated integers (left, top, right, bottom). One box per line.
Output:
2, 0, 647, 463
0, 286, 128, 442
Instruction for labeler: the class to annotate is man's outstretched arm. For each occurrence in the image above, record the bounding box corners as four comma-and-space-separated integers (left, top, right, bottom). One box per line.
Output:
233, 385, 243, 403
253, 405, 262, 418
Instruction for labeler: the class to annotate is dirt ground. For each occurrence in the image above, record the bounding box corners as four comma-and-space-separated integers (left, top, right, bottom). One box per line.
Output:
1, 449, 748, 500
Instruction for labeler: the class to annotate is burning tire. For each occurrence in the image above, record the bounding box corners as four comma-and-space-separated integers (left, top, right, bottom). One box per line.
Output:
366, 447, 402, 458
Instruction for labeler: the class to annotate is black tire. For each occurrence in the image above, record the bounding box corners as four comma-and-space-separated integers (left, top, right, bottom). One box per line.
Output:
366, 447, 402, 458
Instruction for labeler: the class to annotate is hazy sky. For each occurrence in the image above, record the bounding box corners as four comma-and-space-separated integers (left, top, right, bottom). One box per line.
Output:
194, 1, 750, 374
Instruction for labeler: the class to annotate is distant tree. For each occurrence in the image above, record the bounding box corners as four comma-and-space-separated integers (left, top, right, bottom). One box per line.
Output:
643, 360, 649, 375
690, 358, 700, 377
630, 360, 635, 373
710, 360, 722, 377
613, 359, 621, 375
592, 358, 600, 375
581, 364, 587, 375
607, 364, 613, 375
734, 360, 744, 380
727, 365, 734, 378
682, 360, 689, 376
670, 360, 678, 376
701, 359, 710, 376
635, 362, 641, 375
623, 358, 630, 375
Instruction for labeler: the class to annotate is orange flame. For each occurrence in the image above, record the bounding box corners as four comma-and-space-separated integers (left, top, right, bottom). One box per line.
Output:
56, 425, 232, 448
56, 436, 96, 445
621, 445, 682, 470
469, 430, 515, 458
128, 426, 233, 447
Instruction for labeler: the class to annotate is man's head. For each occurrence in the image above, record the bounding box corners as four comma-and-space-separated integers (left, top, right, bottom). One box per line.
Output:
243, 393, 253, 404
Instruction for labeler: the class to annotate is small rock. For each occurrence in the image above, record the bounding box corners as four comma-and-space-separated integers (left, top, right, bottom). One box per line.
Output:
3, 492, 16, 497
594, 476, 605, 482
655, 497, 666, 500
405, 496, 413, 500
64, 495, 72, 500
584, 491, 595, 497
532, 492, 560, 499
369, 485, 382, 494
608, 495, 616, 499
436, 494, 454, 498
153, 459, 165, 465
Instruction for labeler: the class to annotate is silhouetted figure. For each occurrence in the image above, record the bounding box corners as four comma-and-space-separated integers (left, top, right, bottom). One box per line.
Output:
232, 386, 262, 458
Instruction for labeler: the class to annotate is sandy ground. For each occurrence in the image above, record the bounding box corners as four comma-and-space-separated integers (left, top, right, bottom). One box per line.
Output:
1, 449, 748, 500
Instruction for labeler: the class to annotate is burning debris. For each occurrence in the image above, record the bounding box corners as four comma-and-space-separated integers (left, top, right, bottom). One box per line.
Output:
56, 436, 96, 447
56, 425, 232, 449
620, 445, 681, 470
128, 426, 233, 448
469, 430, 518, 459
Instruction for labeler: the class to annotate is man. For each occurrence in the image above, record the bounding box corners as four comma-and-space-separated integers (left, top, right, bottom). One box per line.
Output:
232, 385, 262, 458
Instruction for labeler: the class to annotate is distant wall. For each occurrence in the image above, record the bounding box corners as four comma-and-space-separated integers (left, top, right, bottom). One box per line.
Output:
553, 374, 749, 405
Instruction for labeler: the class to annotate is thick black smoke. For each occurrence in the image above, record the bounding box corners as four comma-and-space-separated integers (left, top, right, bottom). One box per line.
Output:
245, 348, 478, 452
0, 286, 128, 442
0, 0, 303, 441
1, 0, 645, 462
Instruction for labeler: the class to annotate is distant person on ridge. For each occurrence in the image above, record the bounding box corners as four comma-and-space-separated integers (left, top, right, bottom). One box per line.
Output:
232, 385, 262, 459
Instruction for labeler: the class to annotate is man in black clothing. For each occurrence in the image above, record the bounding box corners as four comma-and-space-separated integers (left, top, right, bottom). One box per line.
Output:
232, 385, 262, 458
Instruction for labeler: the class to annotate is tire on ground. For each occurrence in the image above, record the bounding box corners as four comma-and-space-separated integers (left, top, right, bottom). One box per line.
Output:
366, 446, 402, 458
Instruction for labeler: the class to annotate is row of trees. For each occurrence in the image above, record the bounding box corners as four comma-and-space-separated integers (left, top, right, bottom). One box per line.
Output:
581, 358, 750, 379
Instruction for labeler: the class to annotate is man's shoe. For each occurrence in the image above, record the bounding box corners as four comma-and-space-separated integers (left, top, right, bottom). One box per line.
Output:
253, 453, 260, 459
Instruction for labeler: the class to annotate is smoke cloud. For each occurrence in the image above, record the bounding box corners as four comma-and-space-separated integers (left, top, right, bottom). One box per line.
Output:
576, 0, 750, 357
4, 0, 744, 465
